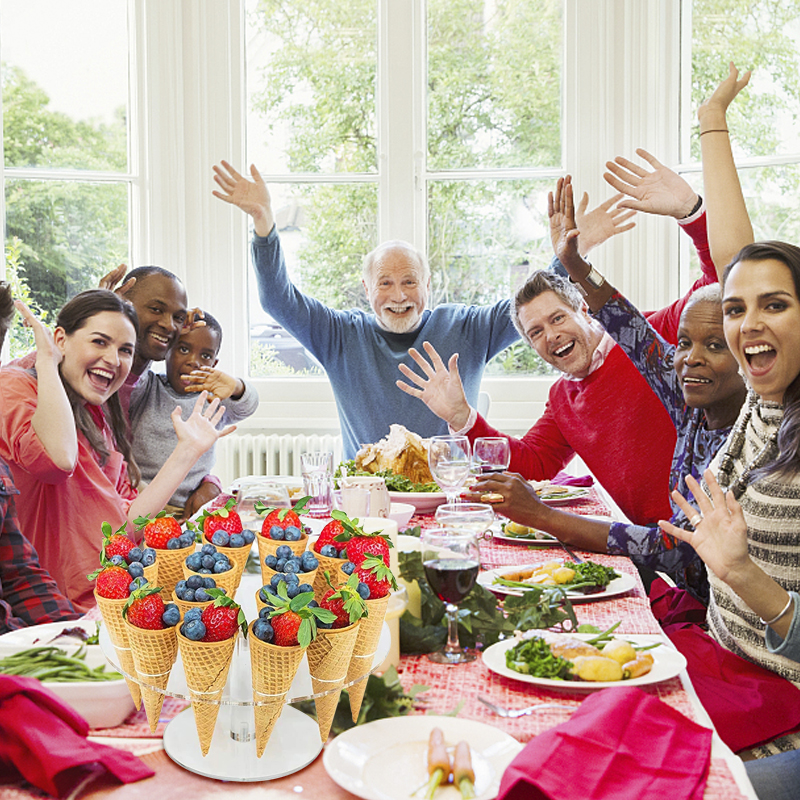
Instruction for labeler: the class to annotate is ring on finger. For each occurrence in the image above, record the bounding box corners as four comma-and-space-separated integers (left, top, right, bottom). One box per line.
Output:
689, 513, 703, 528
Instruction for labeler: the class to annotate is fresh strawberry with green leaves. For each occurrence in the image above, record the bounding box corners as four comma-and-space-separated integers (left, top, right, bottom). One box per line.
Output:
94, 564, 133, 599
320, 574, 367, 628
123, 586, 166, 630
198, 498, 243, 543
314, 518, 345, 553
256, 496, 311, 539
100, 520, 135, 560
135, 511, 182, 550
356, 554, 398, 600
268, 582, 335, 647
200, 589, 247, 642
322, 511, 392, 565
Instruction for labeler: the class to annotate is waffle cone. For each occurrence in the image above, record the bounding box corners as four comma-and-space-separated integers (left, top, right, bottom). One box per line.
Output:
306, 622, 360, 742
248, 624, 306, 757
154, 547, 192, 601
213, 543, 250, 592
142, 562, 159, 587
94, 590, 141, 709
176, 630, 237, 756
311, 554, 348, 598
171, 590, 213, 618
182, 564, 238, 597
346, 594, 389, 722
124, 621, 178, 732
257, 531, 308, 567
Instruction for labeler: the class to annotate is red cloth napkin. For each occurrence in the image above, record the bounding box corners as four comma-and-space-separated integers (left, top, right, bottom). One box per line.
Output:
0, 676, 154, 798
497, 687, 711, 800
649, 578, 800, 752
551, 471, 594, 487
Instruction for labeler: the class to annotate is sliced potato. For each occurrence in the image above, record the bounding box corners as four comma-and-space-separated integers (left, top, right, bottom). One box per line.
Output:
552, 567, 577, 585
601, 639, 637, 666
570, 655, 624, 682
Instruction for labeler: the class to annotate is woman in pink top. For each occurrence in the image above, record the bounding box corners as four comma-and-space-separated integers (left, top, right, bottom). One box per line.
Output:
0, 290, 231, 612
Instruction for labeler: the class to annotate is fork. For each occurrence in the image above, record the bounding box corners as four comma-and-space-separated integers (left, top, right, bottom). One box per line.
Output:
477, 696, 572, 718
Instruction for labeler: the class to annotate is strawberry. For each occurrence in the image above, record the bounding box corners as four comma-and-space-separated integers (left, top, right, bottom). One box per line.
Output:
317, 510, 392, 565
267, 582, 334, 647
272, 610, 304, 646
256, 496, 310, 539
355, 554, 397, 600
345, 532, 391, 567
100, 521, 135, 560
135, 511, 182, 550
320, 575, 367, 628
124, 586, 166, 630
95, 565, 132, 599
199, 498, 243, 543
314, 519, 344, 553
200, 590, 245, 642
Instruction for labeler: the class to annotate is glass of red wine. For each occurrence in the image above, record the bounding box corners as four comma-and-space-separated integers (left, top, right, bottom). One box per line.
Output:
472, 436, 511, 475
421, 526, 481, 664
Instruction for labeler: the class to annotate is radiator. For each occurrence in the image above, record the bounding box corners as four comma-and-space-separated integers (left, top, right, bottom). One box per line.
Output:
214, 433, 344, 488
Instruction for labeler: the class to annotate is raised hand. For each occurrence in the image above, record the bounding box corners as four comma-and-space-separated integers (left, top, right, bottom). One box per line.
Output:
548, 176, 586, 273
212, 160, 275, 236
698, 61, 751, 128
575, 191, 636, 255
396, 341, 472, 430
181, 366, 240, 400
171, 391, 236, 456
14, 300, 60, 368
604, 148, 699, 219
98, 264, 136, 298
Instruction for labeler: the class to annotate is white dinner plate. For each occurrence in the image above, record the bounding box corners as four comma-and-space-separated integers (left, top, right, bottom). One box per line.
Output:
482, 634, 687, 692
323, 714, 523, 800
388, 490, 446, 514
476, 563, 637, 603
533, 484, 592, 505
0, 618, 101, 657
491, 515, 615, 546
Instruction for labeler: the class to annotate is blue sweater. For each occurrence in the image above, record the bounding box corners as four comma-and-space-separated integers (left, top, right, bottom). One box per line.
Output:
252, 229, 520, 458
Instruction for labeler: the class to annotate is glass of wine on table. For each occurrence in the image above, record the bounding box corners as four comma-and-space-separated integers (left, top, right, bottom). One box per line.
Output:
428, 435, 471, 505
472, 436, 511, 475
421, 526, 481, 664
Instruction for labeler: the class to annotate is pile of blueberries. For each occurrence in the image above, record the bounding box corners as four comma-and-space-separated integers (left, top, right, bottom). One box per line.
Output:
109, 546, 158, 593
180, 607, 207, 640
315, 544, 359, 581
265, 524, 306, 542
263, 545, 319, 577
174, 575, 227, 604
258, 573, 315, 603
166, 530, 198, 550
185, 543, 233, 575
207, 528, 257, 548
252, 607, 276, 642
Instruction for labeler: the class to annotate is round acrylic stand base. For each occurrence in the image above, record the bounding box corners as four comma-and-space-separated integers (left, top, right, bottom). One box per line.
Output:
162, 704, 322, 781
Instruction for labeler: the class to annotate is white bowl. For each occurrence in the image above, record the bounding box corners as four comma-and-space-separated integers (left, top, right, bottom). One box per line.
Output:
0, 620, 135, 729
388, 502, 415, 530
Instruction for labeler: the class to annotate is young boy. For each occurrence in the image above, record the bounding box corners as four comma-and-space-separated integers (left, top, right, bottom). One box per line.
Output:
128, 312, 258, 518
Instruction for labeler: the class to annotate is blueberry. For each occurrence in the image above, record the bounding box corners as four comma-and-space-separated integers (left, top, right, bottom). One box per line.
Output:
126, 547, 143, 564
110, 554, 126, 566
166, 537, 182, 550
201, 543, 216, 556
213, 552, 229, 563
284, 561, 298, 574
162, 604, 180, 627
202, 577, 217, 589
200, 568, 212, 574
301, 553, 318, 571
186, 553, 203, 571
218, 588, 227, 595
265, 555, 278, 569
285, 572, 299, 585
286, 584, 300, 599
269, 525, 285, 541
183, 588, 196, 601
141, 548, 157, 566
357, 582, 370, 599
128, 576, 148, 592
270, 573, 286, 588
298, 583, 313, 594
182, 619, 206, 641
275, 545, 292, 560
263, 584, 277, 596
320, 544, 337, 558
194, 587, 211, 602
258, 606, 273, 619
178, 533, 195, 548
211, 530, 230, 547
229, 533, 245, 548
184, 607, 203, 623
175, 580, 187, 593
201, 555, 216, 570
338, 548, 348, 559
253, 619, 274, 643
342, 561, 356, 575
317, 619, 333, 629
285, 528, 301, 542
275, 558, 287, 571
241, 529, 256, 544
213, 560, 230, 574
186, 574, 204, 590
307, 599, 319, 608
127, 562, 144, 578
258, 587, 270, 602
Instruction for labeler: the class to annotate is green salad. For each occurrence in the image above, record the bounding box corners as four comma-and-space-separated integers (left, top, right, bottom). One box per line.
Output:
336, 460, 439, 493
495, 560, 619, 594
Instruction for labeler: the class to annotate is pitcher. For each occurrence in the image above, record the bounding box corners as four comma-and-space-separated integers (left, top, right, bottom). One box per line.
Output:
340, 475, 390, 518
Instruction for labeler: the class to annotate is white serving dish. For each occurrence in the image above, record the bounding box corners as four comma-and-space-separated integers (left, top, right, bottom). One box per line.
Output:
387, 501, 415, 530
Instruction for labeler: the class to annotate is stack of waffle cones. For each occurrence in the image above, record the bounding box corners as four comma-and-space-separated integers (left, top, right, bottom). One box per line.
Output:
154, 546, 193, 601
306, 621, 360, 742
249, 622, 306, 757
93, 589, 141, 710
177, 629, 237, 756
124, 620, 178, 732
346, 594, 390, 722
212, 542, 251, 593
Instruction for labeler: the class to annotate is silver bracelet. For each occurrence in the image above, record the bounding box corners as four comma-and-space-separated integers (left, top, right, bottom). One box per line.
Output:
759, 595, 794, 627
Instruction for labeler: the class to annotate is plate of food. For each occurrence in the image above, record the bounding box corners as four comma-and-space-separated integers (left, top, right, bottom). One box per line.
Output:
476, 560, 637, 602
388, 490, 446, 514
323, 714, 523, 800
531, 482, 592, 504
492, 521, 559, 545
482, 632, 686, 691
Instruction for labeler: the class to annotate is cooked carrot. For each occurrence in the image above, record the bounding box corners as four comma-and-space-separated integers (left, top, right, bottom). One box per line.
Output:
453, 741, 475, 799
424, 727, 450, 799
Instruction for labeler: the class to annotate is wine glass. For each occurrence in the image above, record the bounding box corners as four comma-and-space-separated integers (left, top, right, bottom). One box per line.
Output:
421, 527, 481, 664
472, 436, 511, 475
427, 435, 471, 504
435, 502, 495, 540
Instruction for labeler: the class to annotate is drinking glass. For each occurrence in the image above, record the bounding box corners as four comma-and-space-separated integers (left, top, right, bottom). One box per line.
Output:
435, 502, 495, 540
421, 527, 480, 664
427, 435, 471, 504
235, 479, 290, 529
472, 436, 511, 475
300, 451, 334, 518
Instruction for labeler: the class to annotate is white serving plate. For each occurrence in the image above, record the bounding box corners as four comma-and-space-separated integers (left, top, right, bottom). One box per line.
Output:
482, 633, 687, 692
388, 490, 446, 514
323, 714, 523, 800
387, 501, 416, 529
476, 563, 637, 603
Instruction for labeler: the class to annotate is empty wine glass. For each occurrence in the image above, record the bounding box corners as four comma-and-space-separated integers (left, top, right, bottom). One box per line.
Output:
421, 527, 480, 664
428, 435, 471, 504
472, 436, 511, 475
435, 502, 495, 540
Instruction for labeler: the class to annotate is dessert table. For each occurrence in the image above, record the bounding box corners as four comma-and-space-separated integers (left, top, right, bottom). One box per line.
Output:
0, 485, 758, 800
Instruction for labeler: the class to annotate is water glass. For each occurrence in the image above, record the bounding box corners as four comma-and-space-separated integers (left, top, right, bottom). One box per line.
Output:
427, 435, 471, 505
300, 451, 334, 518
435, 502, 495, 539
472, 436, 511, 475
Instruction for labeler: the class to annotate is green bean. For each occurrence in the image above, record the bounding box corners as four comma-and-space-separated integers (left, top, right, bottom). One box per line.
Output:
0, 645, 122, 682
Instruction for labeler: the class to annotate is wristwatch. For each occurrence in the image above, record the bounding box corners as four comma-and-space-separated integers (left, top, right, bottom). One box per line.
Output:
570, 264, 606, 293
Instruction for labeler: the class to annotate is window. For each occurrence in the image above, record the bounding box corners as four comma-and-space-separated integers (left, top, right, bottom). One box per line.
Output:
1, 0, 133, 356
